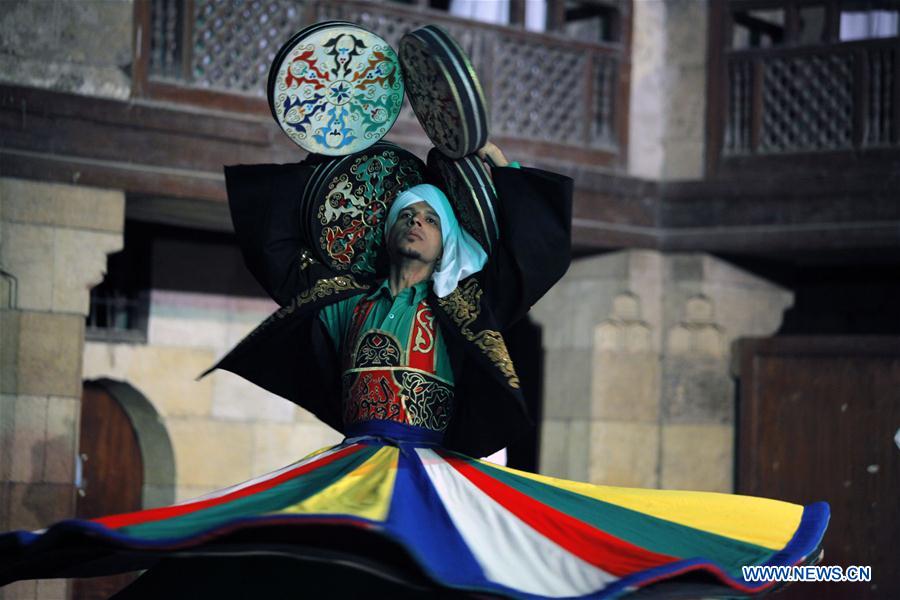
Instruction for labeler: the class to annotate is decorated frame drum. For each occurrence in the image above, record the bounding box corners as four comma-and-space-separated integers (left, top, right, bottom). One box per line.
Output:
268, 21, 405, 156
427, 148, 500, 255
302, 142, 428, 277
400, 25, 489, 159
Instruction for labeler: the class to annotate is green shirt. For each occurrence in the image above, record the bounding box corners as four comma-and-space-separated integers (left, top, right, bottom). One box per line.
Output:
318, 279, 455, 384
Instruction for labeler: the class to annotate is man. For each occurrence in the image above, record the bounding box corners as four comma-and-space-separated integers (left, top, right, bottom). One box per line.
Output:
318, 182, 486, 439
217, 141, 574, 457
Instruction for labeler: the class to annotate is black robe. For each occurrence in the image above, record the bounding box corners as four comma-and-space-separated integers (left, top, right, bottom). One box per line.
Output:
211, 157, 573, 457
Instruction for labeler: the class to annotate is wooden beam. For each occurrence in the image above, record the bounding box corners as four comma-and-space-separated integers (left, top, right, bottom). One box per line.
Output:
2, 84, 899, 258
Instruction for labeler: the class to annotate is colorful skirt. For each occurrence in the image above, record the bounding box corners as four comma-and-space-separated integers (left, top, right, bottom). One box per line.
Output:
0, 422, 829, 598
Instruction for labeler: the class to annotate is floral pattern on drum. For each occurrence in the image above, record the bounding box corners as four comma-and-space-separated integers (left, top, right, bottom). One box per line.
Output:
271, 24, 404, 155
308, 145, 426, 276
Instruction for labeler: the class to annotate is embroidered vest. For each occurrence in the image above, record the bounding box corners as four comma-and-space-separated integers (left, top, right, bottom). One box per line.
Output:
340, 297, 454, 432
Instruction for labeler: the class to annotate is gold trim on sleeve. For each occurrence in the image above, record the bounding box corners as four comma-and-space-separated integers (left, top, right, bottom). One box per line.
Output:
436, 279, 520, 389
254, 276, 365, 334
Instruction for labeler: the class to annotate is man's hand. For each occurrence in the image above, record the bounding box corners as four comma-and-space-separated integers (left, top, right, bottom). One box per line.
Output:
477, 142, 510, 167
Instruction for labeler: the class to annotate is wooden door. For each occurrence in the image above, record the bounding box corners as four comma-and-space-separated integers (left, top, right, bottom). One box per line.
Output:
73, 382, 144, 600
737, 337, 900, 599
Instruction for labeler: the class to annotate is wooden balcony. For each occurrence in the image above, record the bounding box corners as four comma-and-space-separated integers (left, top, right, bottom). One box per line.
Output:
707, 0, 900, 176
133, 0, 630, 168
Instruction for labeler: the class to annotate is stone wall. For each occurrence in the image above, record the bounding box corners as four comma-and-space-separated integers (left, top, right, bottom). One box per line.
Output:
0, 177, 124, 599
532, 250, 793, 492
0, 0, 133, 99
83, 289, 343, 502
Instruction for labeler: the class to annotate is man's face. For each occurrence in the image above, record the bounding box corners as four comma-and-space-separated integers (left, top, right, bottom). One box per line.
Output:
388, 200, 443, 266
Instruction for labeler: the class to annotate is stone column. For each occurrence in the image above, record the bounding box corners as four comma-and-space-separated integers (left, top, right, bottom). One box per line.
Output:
628, 0, 709, 180
531, 250, 792, 492
0, 178, 124, 599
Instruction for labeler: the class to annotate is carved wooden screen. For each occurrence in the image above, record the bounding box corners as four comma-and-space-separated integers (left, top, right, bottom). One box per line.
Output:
133, 0, 630, 162
708, 0, 899, 171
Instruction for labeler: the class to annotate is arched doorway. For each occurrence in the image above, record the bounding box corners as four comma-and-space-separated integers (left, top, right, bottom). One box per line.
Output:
73, 379, 176, 599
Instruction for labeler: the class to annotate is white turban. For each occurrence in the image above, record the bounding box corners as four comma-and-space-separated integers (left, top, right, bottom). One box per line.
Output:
385, 184, 488, 298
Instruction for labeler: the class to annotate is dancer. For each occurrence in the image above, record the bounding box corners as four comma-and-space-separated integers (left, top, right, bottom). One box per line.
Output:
0, 143, 828, 598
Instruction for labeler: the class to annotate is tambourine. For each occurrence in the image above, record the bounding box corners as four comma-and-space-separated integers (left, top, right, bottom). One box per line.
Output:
427, 149, 500, 255
302, 142, 428, 276
268, 21, 404, 156
399, 25, 489, 159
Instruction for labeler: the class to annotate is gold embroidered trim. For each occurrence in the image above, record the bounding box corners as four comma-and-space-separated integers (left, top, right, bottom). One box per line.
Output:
255, 276, 364, 334
436, 279, 520, 389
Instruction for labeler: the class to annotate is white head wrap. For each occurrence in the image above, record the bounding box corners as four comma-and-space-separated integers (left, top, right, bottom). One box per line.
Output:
385, 184, 488, 298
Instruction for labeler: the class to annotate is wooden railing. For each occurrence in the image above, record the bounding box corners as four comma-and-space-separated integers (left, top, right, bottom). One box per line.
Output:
707, 0, 899, 174
723, 38, 898, 155
133, 0, 630, 164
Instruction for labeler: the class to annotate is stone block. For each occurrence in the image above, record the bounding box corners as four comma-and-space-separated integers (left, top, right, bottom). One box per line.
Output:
292, 422, 343, 455
148, 315, 226, 349
0, 223, 54, 312
0, 2, 132, 65
570, 280, 620, 350
223, 315, 272, 348
667, 0, 709, 66
0, 311, 18, 393
701, 285, 793, 345
0, 277, 11, 310
0, 178, 124, 233
662, 139, 705, 181
565, 252, 630, 281
167, 418, 254, 488
538, 418, 589, 481
594, 320, 652, 353
663, 66, 707, 143
175, 485, 218, 504
0, 0, 132, 99
666, 324, 725, 357
82, 343, 215, 418
542, 349, 592, 420
252, 422, 342, 476
0, 580, 37, 599
253, 424, 296, 475
0, 396, 13, 480
142, 484, 176, 510
10, 311, 84, 397
44, 396, 79, 484
0, 55, 131, 99
35, 579, 67, 599
591, 353, 660, 422
51, 228, 123, 315
661, 357, 734, 424
661, 423, 733, 492
530, 283, 575, 351
566, 419, 590, 482
0, 482, 75, 531
0, 395, 48, 483
211, 370, 294, 423
588, 420, 660, 488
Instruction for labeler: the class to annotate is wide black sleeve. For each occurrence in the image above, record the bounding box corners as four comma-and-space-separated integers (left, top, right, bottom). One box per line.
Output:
480, 166, 574, 327
225, 162, 338, 306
